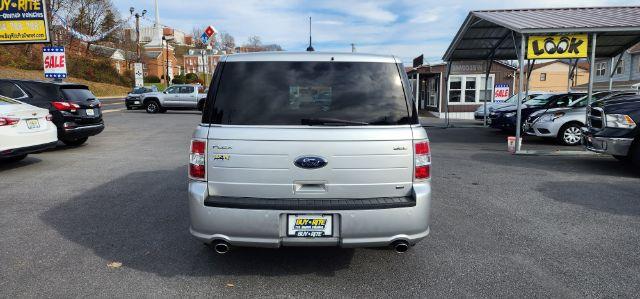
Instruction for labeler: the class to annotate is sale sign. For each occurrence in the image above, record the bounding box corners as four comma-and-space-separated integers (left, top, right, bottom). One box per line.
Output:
494, 84, 510, 102
43, 46, 67, 79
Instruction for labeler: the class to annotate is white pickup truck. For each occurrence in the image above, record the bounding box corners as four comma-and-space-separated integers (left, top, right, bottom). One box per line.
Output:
140, 84, 208, 113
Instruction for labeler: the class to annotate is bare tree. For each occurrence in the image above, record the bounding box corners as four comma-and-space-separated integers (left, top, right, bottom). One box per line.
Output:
245, 35, 262, 47
218, 32, 235, 53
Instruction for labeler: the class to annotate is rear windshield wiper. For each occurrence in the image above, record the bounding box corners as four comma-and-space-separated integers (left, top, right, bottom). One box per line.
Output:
301, 118, 370, 126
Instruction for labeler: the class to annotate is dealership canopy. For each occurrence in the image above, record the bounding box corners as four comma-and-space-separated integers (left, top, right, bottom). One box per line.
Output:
441, 6, 640, 153
443, 6, 640, 61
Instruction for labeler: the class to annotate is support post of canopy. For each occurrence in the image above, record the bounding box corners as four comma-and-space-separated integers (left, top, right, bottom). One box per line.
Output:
515, 34, 526, 152
608, 54, 624, 91
568, 59, 578, 91
444, 62, 452, 127
524, 59, 535, 108
587, 33, 597, 109
415, 72, 420, 110
483, 59, 493, 127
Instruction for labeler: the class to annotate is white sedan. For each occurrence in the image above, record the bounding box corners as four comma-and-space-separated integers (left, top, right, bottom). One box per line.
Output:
0, 96, 58, 162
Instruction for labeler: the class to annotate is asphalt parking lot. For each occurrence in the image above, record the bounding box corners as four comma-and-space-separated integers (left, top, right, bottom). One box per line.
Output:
1, 98, 639, 297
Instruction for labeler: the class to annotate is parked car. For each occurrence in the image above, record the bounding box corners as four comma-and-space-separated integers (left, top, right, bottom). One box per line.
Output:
0, 96, 58, 162
524, 91, 638, 145
0, 79, 104, 146
189, 52, 431, 253
488, 92, 584, 131
583, 94, 640, 167
474, 91, 549, 120
125, 86, 158, 110
140, 84, 208, 113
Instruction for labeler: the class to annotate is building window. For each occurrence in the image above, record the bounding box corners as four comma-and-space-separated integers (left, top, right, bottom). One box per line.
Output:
615, 59, 624, 75
479, 76, 493, 102
449, 77, 462, 103
540, 73, 547, 81
464, 77, 476, 103
596, 62, 606, 76
449, 75, 495, 104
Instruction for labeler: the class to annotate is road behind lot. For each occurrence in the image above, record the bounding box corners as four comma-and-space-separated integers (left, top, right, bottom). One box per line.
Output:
1, 99, 639, 297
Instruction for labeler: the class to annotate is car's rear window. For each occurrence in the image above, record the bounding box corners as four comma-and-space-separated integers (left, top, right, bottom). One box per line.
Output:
61, 87, 96, 102
206, 61, 412, 125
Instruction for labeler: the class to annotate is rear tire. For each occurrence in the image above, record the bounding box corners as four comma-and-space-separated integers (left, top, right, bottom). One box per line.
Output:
631, 141, 640, 168
145, 100, 161, 114
1, 154, 27, 163
613, 155, 630, 162
557, 123, 582, 146
61, 137, 88, 146
197, 99, 205, 111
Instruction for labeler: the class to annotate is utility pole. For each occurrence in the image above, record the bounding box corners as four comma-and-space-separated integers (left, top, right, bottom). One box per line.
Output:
351, 43, 356, 53
130, 7, 147, 62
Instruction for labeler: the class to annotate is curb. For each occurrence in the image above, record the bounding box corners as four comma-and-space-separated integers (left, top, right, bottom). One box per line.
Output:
98, 96, 126, 100
514, 150, 605, 157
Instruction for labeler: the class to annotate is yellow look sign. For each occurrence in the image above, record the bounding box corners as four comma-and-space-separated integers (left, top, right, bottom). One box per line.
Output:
527, 34, 588, 59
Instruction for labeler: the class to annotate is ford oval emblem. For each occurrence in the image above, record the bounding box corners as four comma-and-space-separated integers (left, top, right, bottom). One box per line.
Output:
294, 156, 327, 169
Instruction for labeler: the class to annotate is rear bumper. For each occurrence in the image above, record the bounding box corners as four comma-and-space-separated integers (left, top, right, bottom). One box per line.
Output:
60, 123, 105, 139
582, 129, 633, 156
1, 141, 57, 158
188, 181, 432, 248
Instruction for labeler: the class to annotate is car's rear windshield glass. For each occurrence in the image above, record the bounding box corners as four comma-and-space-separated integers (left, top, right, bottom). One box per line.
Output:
61, 87, 96, 102
208, 61, 411, 125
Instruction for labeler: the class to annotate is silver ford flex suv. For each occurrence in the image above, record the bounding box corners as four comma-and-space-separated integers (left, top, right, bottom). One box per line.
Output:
188, 52, 432, 253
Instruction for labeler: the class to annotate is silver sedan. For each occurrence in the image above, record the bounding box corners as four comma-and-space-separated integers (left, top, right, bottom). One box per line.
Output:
524, 91, 638, 145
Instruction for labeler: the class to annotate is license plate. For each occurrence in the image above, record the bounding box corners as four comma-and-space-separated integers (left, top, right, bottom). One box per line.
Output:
26, 118, 40, 129
287, 214, 333, 237
86, 109, 95, 116
134, 101, 140, 104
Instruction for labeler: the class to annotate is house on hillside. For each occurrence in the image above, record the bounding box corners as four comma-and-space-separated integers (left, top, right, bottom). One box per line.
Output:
88, 44, 136, 75
574, 43, 640, 91
183, 49, 222, 75
523, 60, 590, 92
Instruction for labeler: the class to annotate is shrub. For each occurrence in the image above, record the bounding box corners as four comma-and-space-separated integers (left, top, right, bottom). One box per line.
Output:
145, 75, 161, 83
185, 73, 199, 84
172, 74, 186, 84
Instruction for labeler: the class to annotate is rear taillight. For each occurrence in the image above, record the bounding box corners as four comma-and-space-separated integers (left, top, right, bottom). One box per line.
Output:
52, 101, 80, 112
414, 141, 431, 180
189, 139, 206, 180
45, 114, 53, 121
0, 116, 20, 126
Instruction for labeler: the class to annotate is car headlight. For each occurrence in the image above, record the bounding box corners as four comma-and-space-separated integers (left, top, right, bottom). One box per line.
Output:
504, 112, 516, 118
606, 114, 636, 129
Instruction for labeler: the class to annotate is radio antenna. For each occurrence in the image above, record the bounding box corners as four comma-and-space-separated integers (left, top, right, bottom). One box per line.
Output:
306, 16, 315, 52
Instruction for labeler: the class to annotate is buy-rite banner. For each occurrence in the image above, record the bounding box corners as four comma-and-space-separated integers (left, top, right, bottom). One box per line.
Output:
527, 34, 588, 59
0, 0, 50, 44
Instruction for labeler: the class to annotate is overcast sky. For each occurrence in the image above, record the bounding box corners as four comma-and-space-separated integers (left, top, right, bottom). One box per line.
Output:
112, 0, 637, 63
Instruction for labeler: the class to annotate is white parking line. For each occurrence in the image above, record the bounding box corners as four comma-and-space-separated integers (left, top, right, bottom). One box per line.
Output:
102, 108, 125, 114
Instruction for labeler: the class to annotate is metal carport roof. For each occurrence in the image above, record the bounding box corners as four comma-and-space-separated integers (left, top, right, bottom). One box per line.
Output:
443, 6, 640, 61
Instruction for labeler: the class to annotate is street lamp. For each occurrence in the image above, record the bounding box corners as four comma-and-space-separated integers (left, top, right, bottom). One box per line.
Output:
130, 7, 147, 62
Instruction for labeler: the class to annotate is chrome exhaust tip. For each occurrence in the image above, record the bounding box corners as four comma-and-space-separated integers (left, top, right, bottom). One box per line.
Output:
392, 241, 410, 253
212, 241, 230, 254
